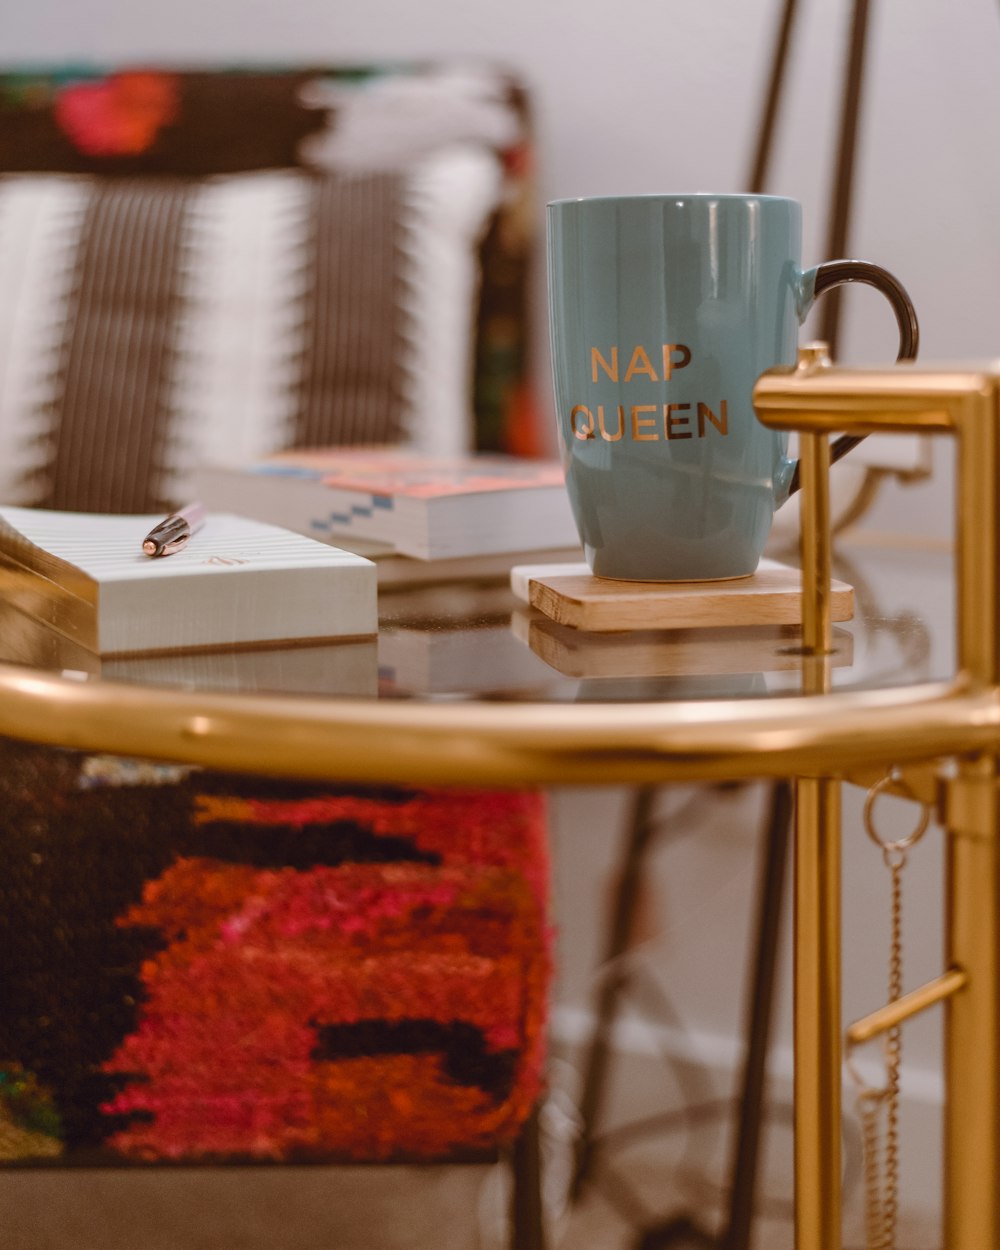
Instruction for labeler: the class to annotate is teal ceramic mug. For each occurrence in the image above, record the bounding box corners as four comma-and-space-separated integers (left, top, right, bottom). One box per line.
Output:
547, 193, 919, 581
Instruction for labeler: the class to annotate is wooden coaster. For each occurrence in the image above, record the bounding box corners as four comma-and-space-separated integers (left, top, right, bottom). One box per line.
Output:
509, 558, 854, 633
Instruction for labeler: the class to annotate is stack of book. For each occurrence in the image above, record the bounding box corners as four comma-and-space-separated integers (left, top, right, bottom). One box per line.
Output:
193, 449, 582, 584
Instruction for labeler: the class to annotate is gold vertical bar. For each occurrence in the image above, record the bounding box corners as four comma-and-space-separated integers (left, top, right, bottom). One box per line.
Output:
945, 392, 1000, 1250
955, 391, 1000, 686
945, 758, 1000, 1250
794, 775, 842, 1250
795, 422, 841, 1249
798, 429, 833, 663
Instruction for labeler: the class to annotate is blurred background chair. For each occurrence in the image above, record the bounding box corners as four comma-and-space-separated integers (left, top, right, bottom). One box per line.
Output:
0, 61, 550, 1250
0, 61, 543, 512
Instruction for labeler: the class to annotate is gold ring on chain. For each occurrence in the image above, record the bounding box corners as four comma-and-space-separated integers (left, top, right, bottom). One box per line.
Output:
863, 770, 931, 860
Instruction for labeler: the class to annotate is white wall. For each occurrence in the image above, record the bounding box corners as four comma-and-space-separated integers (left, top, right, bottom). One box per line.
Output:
6, 0, 1000, 535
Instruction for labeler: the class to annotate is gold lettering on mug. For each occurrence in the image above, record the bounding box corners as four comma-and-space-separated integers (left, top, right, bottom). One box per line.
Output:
624, 346, 658, 383
598, 405, 625, 441
665, 403, 692, 439
568, 399, 729, 441
697, 400, 728, 435
571, 404, 596, 439
573, 344, 729, 445
631, 405, 658, 440
589, 344, 692, 383
591, 347, 619, 382
662, 343, 692, 379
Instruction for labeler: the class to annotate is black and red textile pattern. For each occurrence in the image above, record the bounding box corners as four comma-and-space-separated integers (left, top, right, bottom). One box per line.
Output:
0, 740, 550, 1165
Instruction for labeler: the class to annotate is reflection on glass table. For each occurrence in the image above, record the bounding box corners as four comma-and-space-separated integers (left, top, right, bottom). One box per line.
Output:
0, 538, 944, 705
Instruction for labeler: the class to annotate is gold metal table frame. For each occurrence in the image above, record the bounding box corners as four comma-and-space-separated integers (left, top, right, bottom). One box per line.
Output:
1, 357, 998, 1249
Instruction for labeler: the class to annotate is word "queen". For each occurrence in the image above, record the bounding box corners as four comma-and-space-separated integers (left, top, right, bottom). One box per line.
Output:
569, 343, 729, 441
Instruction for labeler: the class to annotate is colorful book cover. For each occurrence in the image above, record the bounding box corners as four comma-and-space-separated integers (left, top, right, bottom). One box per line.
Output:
195, 450, 578, 560
260, 449, 567, 499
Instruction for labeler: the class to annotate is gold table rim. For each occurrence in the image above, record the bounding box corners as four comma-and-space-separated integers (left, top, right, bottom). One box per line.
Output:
0, 660, 993, 787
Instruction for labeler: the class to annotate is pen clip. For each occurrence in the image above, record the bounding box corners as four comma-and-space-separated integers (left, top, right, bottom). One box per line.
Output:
155, 533, 191, 556
141, 501, 206, 558
142, 516, 190, 557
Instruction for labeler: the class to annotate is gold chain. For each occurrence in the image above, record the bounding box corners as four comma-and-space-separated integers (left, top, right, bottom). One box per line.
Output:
847, 772, 930, 1250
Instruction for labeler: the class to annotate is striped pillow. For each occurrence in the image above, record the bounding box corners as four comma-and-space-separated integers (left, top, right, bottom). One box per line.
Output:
0, 150, 502, 513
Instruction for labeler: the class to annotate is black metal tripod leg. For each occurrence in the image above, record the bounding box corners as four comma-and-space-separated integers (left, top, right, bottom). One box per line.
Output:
570, 785, 661, 1201
511, 1104, 546, 1250
746, 0, 801, 192
818, 0, 874, 358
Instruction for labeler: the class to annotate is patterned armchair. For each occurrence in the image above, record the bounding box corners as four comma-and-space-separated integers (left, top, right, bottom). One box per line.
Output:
0, 62, 550, 1249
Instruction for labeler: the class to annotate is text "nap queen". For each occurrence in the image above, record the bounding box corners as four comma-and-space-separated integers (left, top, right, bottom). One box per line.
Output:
570, 344, 729, 442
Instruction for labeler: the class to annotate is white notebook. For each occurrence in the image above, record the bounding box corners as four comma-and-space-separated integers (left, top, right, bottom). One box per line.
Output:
0, 508, 377, 656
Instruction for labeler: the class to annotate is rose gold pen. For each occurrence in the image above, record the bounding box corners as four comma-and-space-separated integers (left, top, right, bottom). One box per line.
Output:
141, 501, 207, 557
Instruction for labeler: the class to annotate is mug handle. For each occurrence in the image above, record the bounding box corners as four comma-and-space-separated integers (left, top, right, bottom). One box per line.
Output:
784, 259, 920, 497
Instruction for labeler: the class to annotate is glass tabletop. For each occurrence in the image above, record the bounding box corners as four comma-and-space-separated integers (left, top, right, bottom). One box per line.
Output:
0, 537, 954, 706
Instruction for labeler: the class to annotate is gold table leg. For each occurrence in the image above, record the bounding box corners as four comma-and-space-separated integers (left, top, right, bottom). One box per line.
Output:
944, 756, 1000, 1249
796, 408, 841, 1249
794, 775, 843, 1250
